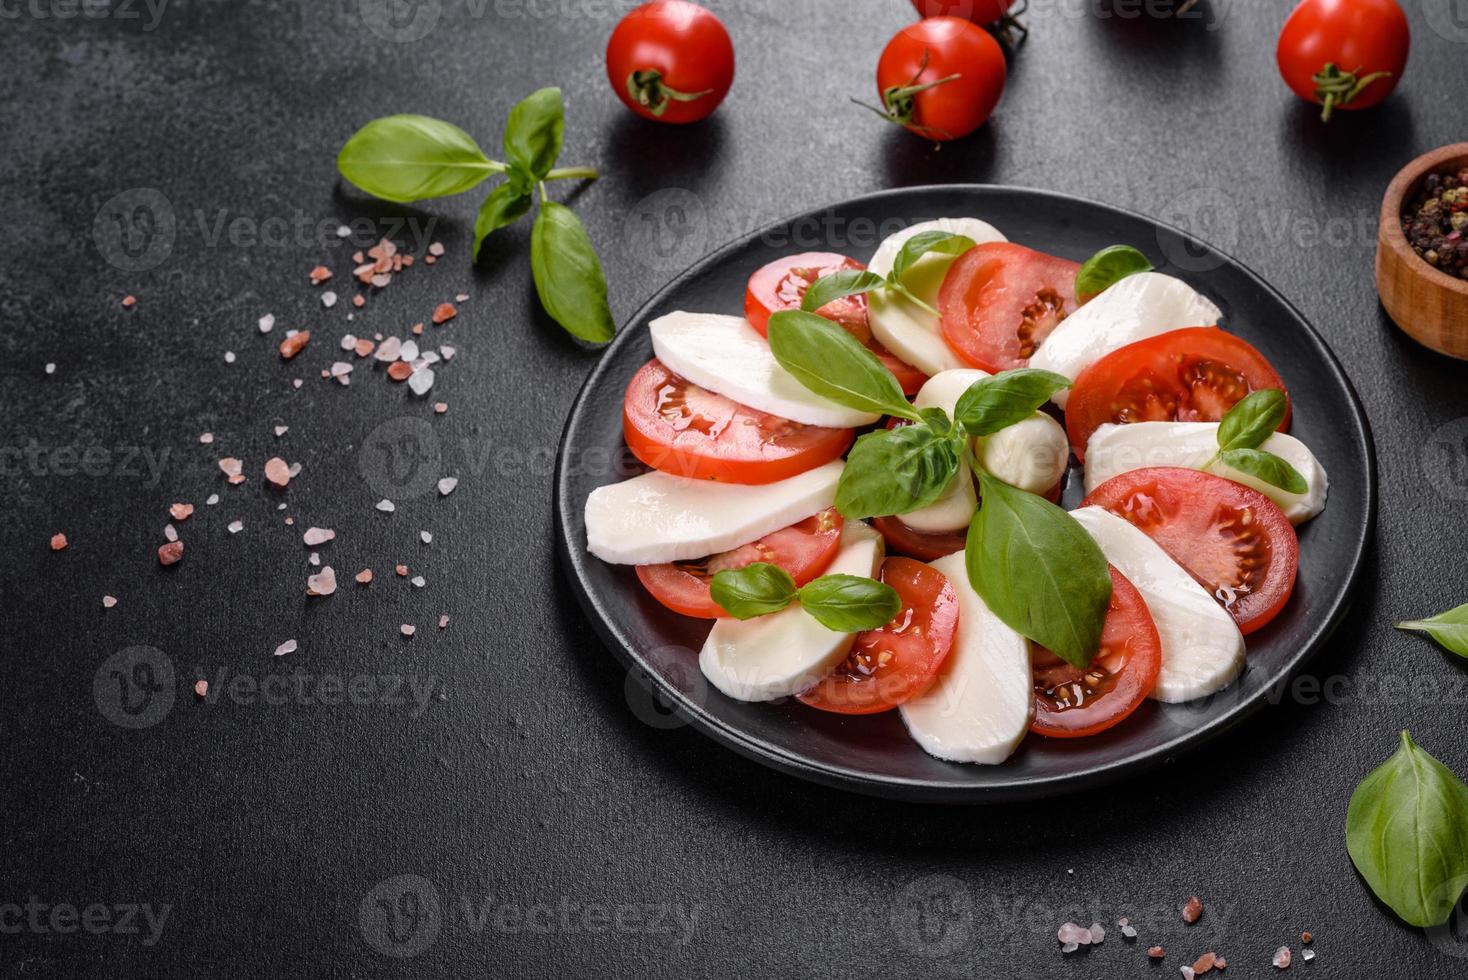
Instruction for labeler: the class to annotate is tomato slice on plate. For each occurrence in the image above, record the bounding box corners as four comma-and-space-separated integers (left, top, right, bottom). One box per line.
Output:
938, 242, 1081, 373
1030, 566, 1161, 738
623, 359, 854, 484
636, 508, 845, 619
1082, 467, 1299, 635
799, 557, 960, 714
1066, 327, 1290, 461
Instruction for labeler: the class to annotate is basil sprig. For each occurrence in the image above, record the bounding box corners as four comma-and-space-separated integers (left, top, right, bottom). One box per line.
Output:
835, 426, 960, 520
1204, 389, 1308, 494
767, 310, 919, 420
1346, 731, 1468, 927
1397, 602, 1468, 658
1074, 244, 1153, 302
337, 88, 612, 343
800, 232, 976, 318
710, 563, 901, 632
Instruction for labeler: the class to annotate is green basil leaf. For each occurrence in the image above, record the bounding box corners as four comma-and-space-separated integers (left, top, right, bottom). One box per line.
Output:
767, 309, 918, 420
1074, 244, 1153, 302
798, 575, 902, 632
1346, 731, 1468, 927
503, 87, 564, 181
890, 231, 975, 282
473, 182, 534, 261
710, 562, 799, 620
835, 425, 960, 520
530, 200, 615, 343
918, 406, 953, 436
337, 115, 497, 203
1397, 603, 1468, 658
966, 472, 1111, 668
800, 269, 886, 314
1217, 448, 1309, 494
1217, 389, 1289, 452
953, 368, 1073, 437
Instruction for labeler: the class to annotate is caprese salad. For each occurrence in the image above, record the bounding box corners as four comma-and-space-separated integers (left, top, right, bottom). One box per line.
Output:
584, 219, 1330, 765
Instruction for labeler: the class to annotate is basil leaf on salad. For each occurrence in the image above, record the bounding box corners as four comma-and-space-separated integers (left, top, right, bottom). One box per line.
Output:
835, 425, 960, 520
1397, 603, 1468, 658
337, 115, 499, 203
1346, 731, 1468, 927
1217, 389, 1289, 452
767, 310, 919, 421
503, 87, 565, 181
890, 231, 976, 282
709, 562, 798, 620
473, 182, 534, 260
530, 201, 615, 343
1074, 244, 1153, 302
1217, 448, 1309, 495
953, 368, 1072, 437
797, 575, 902, 632
966, 471, 1112, 668
801, 269, 885, 314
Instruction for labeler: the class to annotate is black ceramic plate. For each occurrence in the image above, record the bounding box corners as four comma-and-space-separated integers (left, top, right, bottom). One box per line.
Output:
554, 185, 1375, 803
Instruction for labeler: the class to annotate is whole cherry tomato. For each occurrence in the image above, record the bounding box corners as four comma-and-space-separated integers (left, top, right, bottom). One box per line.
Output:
873, 17, 1007, 141
606, 0, 735, 124
1276, 0, 1409, 121
910, 0, 1026, 47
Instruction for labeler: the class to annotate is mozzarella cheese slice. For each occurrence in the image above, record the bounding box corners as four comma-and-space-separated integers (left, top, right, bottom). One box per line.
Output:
899, 551, 1033, 764
867, 219, 1007, 377
1084, 421, 1328, 524
649, 312, 879, 428
585, 461, 842, 565
699, 522, 884, 702
1029, 272, 1223, 409
1070, 506, 1245, 703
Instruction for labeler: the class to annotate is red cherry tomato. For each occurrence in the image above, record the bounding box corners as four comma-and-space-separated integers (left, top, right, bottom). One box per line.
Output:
636, 509, 844, 619
623, 359, 853, 484
875, 17, 1007, 141
1030, 566, 1162, 738
606, 0, 734, 124
1277, 0, 1409, 121
799, 557, 960, 714
1082, 468, 1300, 635
937, 242, 1081, 373
1065, 328, 1290, 461
911, 0, 1017, 23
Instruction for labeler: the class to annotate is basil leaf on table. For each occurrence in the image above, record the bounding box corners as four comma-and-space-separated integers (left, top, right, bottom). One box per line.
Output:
890, 231, 976, 282
503, 87, 565, 181
1074, 244, 1153, 302
767, 309, 919, 421
835, 425, 960, 520
473, 182, 534, 259
1217, 389, 1289, 452
1397, 603, 1468, 658
1346, 731, 1468, 927
1217, 448, 1309, 494
800, 269, 886, 314
530, 201, 615, 343
953, 368, 1072, 437
709, 563, 798, 620
337, 115, 499, 203
797, 575, 902, 632
966, 471, 1112, 668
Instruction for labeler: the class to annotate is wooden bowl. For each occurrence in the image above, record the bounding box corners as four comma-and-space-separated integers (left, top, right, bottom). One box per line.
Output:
1377, 143, 1468, 360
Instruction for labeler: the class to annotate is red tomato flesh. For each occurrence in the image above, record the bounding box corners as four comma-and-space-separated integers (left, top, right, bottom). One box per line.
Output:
1276, 0, 1409, 120
938, 242, 1081, 373
876, 18, 1007, 141
606, 0, 735, 124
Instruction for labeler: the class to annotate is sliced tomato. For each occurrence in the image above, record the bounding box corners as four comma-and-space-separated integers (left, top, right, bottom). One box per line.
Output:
1030, 566, 1161, 738
1081, 467, 1299, 635
938, 242, 1081, 373
1066, 327, 1290, 461
636, 508, 844, 619
623, 359, 853, 484
870, 516, 969, 562
799, 557, 959, 714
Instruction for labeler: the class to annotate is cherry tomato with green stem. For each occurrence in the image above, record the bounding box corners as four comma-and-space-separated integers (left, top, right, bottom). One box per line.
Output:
1276, 0, 1409, 122
867, 17, 1007, 142
606, 0, 735, 124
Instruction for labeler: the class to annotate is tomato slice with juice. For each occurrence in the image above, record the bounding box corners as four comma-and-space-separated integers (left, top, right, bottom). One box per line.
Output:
938, 242, 1082, 373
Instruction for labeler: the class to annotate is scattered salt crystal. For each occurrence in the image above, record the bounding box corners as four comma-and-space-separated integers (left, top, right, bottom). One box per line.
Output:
376, 499, 396, 513
395, 565, 408, 576
432, 302, 457, 324
1273, 946, 1291, 969
170, 503, 194, 521
1300, 949, 1314, 962
399, 339, 420, 362
355, 568, 373, 584
273, 639, 298, 657
439, 345, 456, 360
407, 366, 435, 396
434, 402, 448, 414
1193, 952, 1216, 974
1088, 923, 1105, 945
224, 351, 236, 363
258, 313, 275, 334
420, 531, 432, 544
228, 520, 243, 534
322, 291, 338, 308
438, 614, 449, 629
428, 242, 444, 256
336, 224, 351, 238
200, 432, 214, 444
306, 566, 337, 596
50, 533, 68, 551
330, 361, 353, 377
1057, 923, 1090, 945
400, 624, 416, 637
218, 456, 242, 477
45, 362, 56, 375
158, 541, 184, 565
264, 457, 291, 488
102, 595, 117, 608
375, 336, 402, 361
302, 527, 335, 546
1121, 923, 1137, 940
293, 379, 303, 389
288, 462, 302, 478
308, 552, 320, 566
1181, 968, 1195, 980
1060, 943, 1078, 955
1148, 946, 1165, 960
1182, 897, 1203, 924
438, 477, 457, 496
164, 524, 178, 542
194, 680, 208, 697
206, 493, 220, 506
340, 334, 357, 351
412, 576, 425, 588
274, 425, 288, 437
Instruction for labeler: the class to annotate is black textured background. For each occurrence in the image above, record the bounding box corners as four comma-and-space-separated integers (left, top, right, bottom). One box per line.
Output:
3, 1, 1467, 976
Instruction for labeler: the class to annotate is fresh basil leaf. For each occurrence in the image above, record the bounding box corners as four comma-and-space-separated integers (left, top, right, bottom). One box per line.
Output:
918, 406, 953, 436
1397, 603, 1468, 658
709, 562, 798, 620
1346, 731, 1468, 927
767, 310, 918, 420
835, 425, 960, 520
1217, 389, 1289, 452
890, 231, 975, 282
800, 269, 886, 314
473, 182, 533, 261
337, 115, 497, 203
1074, 244, 1153, 302
503, 87, 564, 181
953, 369, 1072, 437
530, 201, 615, 343
1217, 448, 1309, 494
966, 472, 1111, 668
798, 575, 902, 632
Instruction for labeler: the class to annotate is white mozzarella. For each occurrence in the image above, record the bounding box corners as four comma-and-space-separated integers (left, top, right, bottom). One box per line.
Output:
867, 219, 1007, 377
585, 461, 842, 565
899, 551, 1033, 764
1029, 272, 1223, 409
1070, 506, 1245, 703
699, 522, 884, 702
649, 312, 879, 428
1083, 421, 1328, 524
